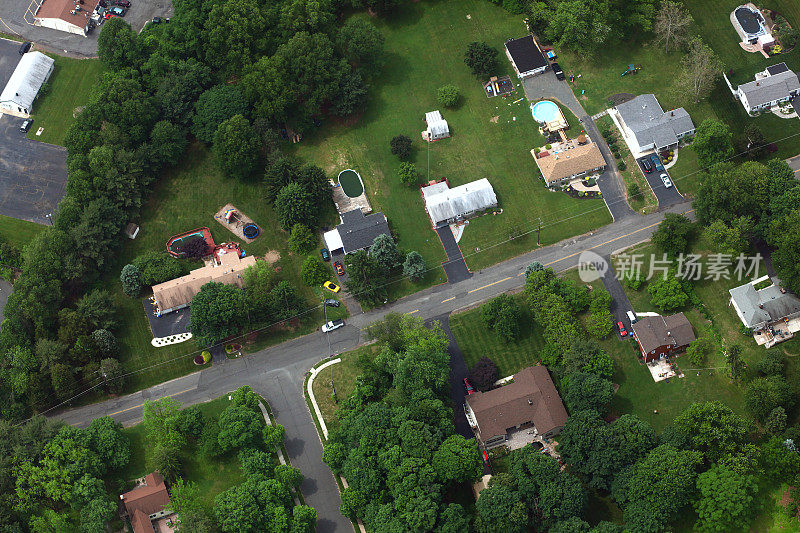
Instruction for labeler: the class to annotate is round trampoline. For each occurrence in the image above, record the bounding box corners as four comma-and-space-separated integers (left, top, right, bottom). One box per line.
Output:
243, 224, 260, 239
338, 169, 364, 198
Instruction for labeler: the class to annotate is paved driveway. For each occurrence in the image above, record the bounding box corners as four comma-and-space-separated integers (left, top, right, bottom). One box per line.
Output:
0, 38, 23, 88
637, 154, 684, 208
522, 71, 634, 222
598, 257, 636, 334
0, 0, 173, 57
0, 114, 67, 224
436, 226, 471, 283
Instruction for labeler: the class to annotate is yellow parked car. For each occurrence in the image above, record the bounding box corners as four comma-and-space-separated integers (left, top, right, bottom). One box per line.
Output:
323, 281, 341, 293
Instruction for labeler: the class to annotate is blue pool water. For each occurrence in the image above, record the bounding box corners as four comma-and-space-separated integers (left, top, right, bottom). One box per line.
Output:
532, 100, 560, 123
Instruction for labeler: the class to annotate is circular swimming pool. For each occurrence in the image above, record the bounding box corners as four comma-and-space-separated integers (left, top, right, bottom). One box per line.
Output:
532, 100, 561, 123
338, 169, 364, 198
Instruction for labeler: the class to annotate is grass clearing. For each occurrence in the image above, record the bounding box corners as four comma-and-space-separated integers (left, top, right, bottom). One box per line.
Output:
0, 215, 45, 249
107, 143, 347, 392
311, 345, 378, 428
27, 56, 104, 146
294, 0, 611, 285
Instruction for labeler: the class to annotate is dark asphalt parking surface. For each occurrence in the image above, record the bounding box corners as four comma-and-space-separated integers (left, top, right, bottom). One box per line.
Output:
0, 38, 23, 89
436, 226, 472, 283
637, 154, 684, 208
143, 298, 191, 338
0, 115, 67, 224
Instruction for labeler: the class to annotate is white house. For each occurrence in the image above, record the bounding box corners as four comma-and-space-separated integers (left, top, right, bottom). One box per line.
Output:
0, 52, 55, 117
423, 110, 450, 141
421, 178, 497, 227
505, 35, 548, 79
726, 63, 800, 114
613, 94, 695, 153
33, 0, 97, 35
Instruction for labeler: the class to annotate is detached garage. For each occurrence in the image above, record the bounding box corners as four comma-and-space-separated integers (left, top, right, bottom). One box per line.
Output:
0, 51, 54, 117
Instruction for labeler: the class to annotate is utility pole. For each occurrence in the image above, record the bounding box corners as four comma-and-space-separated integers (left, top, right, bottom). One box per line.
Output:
537, 217, 542, 245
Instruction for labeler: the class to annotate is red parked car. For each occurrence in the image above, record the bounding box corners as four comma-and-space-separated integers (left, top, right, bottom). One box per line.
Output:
617, 321, 627, 337
463, 377, 475, 395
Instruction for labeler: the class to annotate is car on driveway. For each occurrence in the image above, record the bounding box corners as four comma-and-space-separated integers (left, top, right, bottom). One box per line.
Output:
321, 319, 344, 333
552, 62, 565, 80
334, 261, 344, 276
463, 378, 475, 395
650, 154, 664, 171
320, 248, 330, 261
323, 299, 340, 307
660, 173, 672, 188
641, 159, 652, 173
323, 281, 340, 293
617, 321, 627, 337
19, 119, 32, 133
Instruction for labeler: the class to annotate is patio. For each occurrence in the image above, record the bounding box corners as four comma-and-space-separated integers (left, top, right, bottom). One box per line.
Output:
753, 316, 800, 347
645, 357, 684, 383
330, 179, 371, 215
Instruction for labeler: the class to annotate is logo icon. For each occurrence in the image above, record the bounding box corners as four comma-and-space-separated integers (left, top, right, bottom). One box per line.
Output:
578, 251, 608, 282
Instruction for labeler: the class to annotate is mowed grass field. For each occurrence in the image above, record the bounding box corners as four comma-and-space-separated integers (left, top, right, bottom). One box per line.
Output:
0, 215, 45, 249
556, 0, 800, 194
294, 0, 611, 282
26, 55, 104, 146
107, 143, 347, 392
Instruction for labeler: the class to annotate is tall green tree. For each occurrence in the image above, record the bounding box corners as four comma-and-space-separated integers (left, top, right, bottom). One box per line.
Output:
694, 465, 758, 532
190, 283, 246, 346
213, 115, 261, 181
692, 119, 733, 169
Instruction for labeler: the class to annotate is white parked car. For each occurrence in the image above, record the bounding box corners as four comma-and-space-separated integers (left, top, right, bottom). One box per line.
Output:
321, 319, 345, 333
660, 173, 672, 188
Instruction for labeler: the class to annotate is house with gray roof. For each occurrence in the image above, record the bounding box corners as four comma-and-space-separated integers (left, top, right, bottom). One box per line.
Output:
322, 209, 392, 255
726, 63, 800, 114
729, 280, 800, 330
613, 94, 695, 153
631, 313, 696, 363
421, 178, 497, 228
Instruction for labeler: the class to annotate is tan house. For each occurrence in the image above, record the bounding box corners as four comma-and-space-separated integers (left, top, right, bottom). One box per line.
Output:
120, 472, 172, 533
152, 252, 256, 314
465, 365, 568, 449
532, 137, 606, 186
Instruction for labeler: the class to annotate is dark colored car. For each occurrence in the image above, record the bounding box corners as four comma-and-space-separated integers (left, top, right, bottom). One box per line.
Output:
114, 0, 131, 7
617, 321, 627, 337
320, 248, 330, 261
323, 299, 340, 307
19, 42, 32, 55
20, 119, 32, 133
334, 261, 344, 276
650, 154, 664, 171
641, 158, 652, 173
463, 378, 475, 395
552, 62, 565, 80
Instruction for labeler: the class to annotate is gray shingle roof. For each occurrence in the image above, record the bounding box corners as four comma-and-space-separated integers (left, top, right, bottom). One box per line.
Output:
337, 209, 391, 254
739, 69, 800, 108
615, 94, 695, 150
631, 313, 696, 354
729, 283, 800, 328
422, 178, 497, 226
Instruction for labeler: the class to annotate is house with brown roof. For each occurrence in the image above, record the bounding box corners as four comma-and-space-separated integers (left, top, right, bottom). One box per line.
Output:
33, 0, 98, 35
465, 365, 568, 449
120, 472, 172, 533
631, 313, 696, 363
532, 136, 606, 187
152, 252, 257, 314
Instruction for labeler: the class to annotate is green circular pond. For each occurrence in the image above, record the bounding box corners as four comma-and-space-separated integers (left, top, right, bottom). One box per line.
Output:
338, 169, 364, 198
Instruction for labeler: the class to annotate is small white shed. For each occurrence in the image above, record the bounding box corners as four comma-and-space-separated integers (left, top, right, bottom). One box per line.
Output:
423, 110, 450, 141
0, 52, 55, 117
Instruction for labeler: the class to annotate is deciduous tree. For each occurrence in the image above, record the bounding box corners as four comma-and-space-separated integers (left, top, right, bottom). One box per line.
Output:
464, 42, 498, 77
213, 115, 260, 181
654, 0, 693, 52
190, 282, 246, 346
402, 251, 426, 282
681, 38, 722, 102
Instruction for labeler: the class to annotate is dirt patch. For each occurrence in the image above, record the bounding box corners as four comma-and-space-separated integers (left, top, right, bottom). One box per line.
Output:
73, 106, 85, 118
490, 115, 499, 123
609, 93, 635, 106
263, 250, 281, 264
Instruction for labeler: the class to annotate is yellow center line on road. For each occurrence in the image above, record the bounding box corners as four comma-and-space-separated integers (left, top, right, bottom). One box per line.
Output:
467, 277, 512, 294
107, 387, 196, 417
441, 296, 456, 303
407, 309, 419, 314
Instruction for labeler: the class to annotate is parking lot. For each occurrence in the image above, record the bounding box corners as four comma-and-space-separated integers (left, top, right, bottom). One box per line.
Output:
0, 114, 67, 224
0, 38, 23, 89
636, 154, 684, 208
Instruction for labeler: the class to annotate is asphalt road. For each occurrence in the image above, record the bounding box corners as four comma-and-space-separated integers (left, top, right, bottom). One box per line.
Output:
0, 38, 23, 89
637, 154, 684, 208
787, 153, 800, 177
51, 201, 691, 531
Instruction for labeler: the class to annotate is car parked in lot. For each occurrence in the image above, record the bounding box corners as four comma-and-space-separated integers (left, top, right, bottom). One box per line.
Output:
650, 154, 664, 171
641, 159, 652, 173
323, 281, 340, 293
103, 11, 118, 19
19, 119, 32, 133
552, 62, 565, 80
463, 378, 475, 395
617, 321, 627, 337
320, 248, 330, 261
660, 173, 672, 188
19, 42, 31, 55
113, 0, 131, 7
323, 299, 340, 307
334, 261, 344, 276
321, 319, 344, 333
110, 6, 126, 15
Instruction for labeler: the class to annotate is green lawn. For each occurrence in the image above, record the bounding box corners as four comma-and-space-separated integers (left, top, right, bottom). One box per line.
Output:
0, 215, 45, 249
293, 0, 611, 287
107, 143, 347, 392
449, 295, 546, 378
121, 395, 244, 511
27, 56, 104, 146
311, 345, 378, 428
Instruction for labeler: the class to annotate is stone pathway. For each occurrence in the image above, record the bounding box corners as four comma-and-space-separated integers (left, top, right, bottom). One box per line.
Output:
591, 110, 608, 120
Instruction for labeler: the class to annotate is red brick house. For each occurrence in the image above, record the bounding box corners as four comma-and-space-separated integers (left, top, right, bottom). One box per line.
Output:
631, 313, 696, 363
